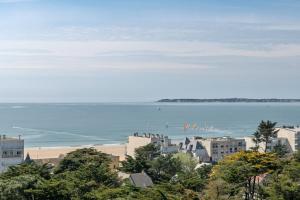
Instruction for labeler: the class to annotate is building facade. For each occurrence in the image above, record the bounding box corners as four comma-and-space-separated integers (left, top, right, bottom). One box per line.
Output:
178, 137, 210, 162
276, 126, 300, 152
0, 135, 24, 172
244, 136, 291, 153
126, 133, 177, 157
179, 136, 246, 163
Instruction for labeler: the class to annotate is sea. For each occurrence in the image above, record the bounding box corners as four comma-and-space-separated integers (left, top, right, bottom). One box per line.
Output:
0, 103, 300, 148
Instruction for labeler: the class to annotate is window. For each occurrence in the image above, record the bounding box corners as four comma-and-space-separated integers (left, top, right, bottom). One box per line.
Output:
212, 143, 218, 148
2, 151, 8, 158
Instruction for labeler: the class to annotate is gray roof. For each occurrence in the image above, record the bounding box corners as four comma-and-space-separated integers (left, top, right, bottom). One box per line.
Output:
184, 137, 190, 145
129, 172, 153, 188
182, 139, 204, 151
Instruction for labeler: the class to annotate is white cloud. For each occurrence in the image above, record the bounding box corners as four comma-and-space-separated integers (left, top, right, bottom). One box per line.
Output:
0, 40, 299, 70
0, 0, 33, 3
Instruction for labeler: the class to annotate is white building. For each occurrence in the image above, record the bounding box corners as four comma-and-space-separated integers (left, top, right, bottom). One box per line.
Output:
244, 136, 291, 153
0, 135, 24, 172
126, 133, 177, 157
178, 137, 210, 162
276, 126, 300, 152
179, 136, 246, 163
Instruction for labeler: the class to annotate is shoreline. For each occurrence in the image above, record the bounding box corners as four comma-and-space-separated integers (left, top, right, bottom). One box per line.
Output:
25, 144, 127, 161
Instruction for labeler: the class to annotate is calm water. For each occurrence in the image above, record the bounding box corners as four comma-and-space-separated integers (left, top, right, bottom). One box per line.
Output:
0, 103, 300, 147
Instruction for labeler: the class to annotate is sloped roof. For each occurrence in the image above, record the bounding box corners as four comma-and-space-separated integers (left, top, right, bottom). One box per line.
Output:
184, 137, 190, 145
129, 172, 153, 188
183, 139, 204, 151
24, 153, 33, 164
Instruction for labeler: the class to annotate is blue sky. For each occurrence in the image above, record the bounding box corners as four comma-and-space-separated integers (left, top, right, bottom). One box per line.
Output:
0, 0, 300, 102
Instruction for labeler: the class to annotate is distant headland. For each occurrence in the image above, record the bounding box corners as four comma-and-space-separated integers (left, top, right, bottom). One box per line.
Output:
157, 98, 300, 103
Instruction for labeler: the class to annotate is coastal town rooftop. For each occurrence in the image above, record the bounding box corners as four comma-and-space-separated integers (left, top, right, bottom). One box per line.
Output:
279, 125, 300, 132
132, 132, 166, 139
0, 135, 22, 141
192, 136, 244, 141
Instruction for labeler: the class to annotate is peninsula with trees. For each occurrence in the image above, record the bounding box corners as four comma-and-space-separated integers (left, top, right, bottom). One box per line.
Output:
157, 98, 300, 103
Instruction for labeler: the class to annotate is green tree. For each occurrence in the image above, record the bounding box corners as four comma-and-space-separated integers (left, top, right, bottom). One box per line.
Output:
26, 178, 73, 200
148, 154, 182, 182
0, 162, 52, 200
252, 131, 262, 152
262, 152, 300, 200
253, 120, 279, 152
1, 162, 52, 180
0, 174, 44, 200
177, 165, 212, 192
134, 143, 160, 161
173, 153, 198, 174
119, 155, 145, 173
55, 148, 110, 173
171, 153, 212, 193
50, 148, 119, 199
0, 148, 119, 200
272, 143, 289, 158
120, 144, 160, 173
87, 183, 200, 200
206, 151, 278, 200
203, 178, 240, 200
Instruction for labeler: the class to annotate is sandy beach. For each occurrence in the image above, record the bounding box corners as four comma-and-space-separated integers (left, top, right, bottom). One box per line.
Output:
25, 144, 127, 161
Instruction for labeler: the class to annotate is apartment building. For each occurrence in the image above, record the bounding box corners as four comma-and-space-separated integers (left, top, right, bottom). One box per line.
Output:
244, 136, 291, 153
0, 135, 24, 172
178, 137, 210, 162
126, 133, 177, 157
276, 126, 300, 152
179, 136, 246, 162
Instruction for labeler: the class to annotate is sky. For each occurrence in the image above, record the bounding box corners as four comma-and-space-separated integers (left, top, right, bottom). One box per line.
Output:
0, 0, 300, 102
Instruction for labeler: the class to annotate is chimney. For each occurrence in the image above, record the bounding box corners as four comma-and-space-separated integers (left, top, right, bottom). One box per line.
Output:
18, 135, 21, 140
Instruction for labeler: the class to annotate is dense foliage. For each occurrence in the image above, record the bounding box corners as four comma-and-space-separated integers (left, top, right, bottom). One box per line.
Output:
252, 120, 279, 152
0, 148, 119, 200
0, 147, 205, 199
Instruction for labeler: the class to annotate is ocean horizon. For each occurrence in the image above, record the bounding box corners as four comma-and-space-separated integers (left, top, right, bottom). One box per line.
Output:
1, 102, 300, 148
